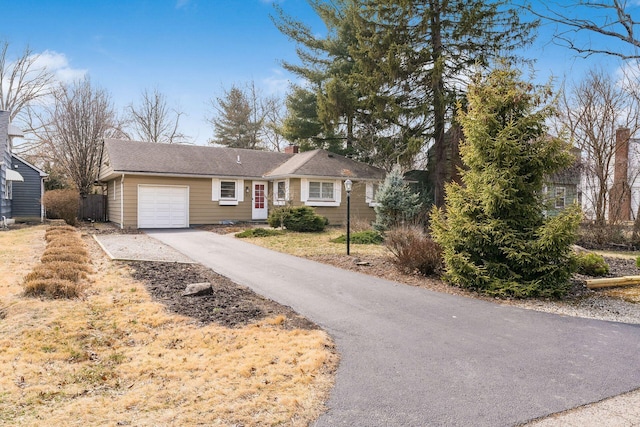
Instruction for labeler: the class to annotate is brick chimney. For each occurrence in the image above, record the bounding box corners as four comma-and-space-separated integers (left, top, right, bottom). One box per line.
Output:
284, 145, 299, 154
609, 127, 631, 222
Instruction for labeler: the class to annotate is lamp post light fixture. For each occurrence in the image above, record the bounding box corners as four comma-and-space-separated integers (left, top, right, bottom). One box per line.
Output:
344, 179, 352, 255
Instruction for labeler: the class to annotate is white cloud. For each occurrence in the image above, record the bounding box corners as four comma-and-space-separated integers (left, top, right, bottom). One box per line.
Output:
262, 69, 291, 95
31, 50, 87, 83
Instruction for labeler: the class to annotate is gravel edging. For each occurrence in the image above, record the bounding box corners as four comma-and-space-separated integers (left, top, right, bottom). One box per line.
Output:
505, 296, 640, 325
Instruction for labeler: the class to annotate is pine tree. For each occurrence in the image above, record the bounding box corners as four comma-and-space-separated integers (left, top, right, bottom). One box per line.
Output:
273, 0, 537, 175
431, 65, 582, 298
373, 165, 422, 231
209, 86, 253, 148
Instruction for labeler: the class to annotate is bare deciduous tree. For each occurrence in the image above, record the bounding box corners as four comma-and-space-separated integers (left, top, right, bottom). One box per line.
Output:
555, 67, 640, 226
33, 77, 122, 194
528, 0, 640, 59
0, 40, 55, 122
125, 87, 188, 143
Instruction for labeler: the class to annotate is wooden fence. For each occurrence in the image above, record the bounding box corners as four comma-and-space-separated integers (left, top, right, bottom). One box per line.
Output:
79, 194, 107, 222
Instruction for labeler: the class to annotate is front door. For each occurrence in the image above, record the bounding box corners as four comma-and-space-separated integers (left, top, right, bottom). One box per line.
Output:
252, 181, 268, 220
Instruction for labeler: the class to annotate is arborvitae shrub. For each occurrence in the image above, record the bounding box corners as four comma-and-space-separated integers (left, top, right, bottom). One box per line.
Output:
431, 65, 581, 298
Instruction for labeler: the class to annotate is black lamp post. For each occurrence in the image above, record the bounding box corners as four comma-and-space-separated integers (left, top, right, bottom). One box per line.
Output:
344, 179, 352, 255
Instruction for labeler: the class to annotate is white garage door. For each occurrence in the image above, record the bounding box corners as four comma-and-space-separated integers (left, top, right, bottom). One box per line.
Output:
138, 185, 189, 228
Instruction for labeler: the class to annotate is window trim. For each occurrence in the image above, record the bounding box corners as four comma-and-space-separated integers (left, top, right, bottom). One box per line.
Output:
366, 182, 381, 207
273, 179, 290, 206
212, 178, 244, 206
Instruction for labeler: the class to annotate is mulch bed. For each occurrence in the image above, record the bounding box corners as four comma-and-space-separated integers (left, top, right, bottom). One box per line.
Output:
125, 260, 317, 330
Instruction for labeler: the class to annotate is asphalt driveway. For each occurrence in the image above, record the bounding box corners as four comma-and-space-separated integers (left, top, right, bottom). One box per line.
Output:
146, 229, 640, 426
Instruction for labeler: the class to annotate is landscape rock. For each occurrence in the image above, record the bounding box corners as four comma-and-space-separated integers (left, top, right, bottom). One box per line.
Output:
182, 282, 213, 297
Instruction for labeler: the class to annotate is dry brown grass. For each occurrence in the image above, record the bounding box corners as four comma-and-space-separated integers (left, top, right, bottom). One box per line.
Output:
244, 227, 389, 258
0, 226, 337, 426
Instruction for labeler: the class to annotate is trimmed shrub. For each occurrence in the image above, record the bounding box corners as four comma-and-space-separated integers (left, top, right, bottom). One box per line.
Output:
235, 228, 285, 238
385, 226, 442, 276
23, 225, 90, 299
45, 228, 76, 243
43, 189, 79, 225
331, 230, 383, 245
269, 206, 328, 232
25, 262, 90, 282
41, 252, 89, 264
637, 255, 640, 269
575, 253, 609, 277
43, 246, 89, 258
23, 278, 85, 299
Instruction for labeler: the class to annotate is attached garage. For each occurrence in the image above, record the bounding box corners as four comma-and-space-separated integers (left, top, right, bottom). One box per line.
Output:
138, 185, 189, 228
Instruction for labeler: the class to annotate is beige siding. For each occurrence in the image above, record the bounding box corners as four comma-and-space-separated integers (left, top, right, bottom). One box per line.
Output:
108, 174, 376, 229
105, 177, 122, 226
98, 151, 115, 181
120, 175, 258, 228
282, 178, 376, 226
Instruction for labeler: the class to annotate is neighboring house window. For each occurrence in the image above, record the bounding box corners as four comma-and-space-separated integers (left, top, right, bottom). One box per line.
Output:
555, 187, 566, 209
112, 180, 116, 201
273, 179, 289, 206
212, 178, 244, 205
4, 181, 12, 200
300, 178, 341, 207
366, 182, 380, 207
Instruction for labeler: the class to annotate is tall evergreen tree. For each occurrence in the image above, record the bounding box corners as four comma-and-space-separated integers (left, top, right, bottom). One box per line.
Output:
273, 0, 537, 187
431, 65, 581, 298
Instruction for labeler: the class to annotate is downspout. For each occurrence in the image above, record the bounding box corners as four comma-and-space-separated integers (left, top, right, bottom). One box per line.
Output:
40, 177, 45, 222
120, 174, 124, 229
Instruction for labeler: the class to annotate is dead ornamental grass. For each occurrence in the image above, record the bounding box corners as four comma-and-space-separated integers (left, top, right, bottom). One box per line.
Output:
0, 227, 337, 426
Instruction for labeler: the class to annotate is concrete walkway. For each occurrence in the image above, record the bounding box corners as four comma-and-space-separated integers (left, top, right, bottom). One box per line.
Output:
145, 229, 640, 426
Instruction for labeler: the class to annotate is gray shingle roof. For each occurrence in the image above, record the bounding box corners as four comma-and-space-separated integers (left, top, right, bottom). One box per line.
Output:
101, 139, 385, 181
102, 139, 291, 178
265, 149, 386, 180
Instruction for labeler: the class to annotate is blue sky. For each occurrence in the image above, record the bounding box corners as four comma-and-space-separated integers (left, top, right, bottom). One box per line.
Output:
0, 0, 636, 145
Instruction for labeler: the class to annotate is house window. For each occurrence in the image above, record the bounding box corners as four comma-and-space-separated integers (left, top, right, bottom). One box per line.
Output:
300, 178, 341, 207
277, 181, 286, 200
212, 178, 244, 205
4, 181, 12, 200
273, 179, 289, 206
366, 182, 380, 207
220, 181, 236, 199
309, 181, 334, 200
555, 187, 566, 209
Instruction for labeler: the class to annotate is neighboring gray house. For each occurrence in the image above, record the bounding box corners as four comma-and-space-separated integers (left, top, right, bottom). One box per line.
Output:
0, 110, 47, 223
10, 154, 47, 221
